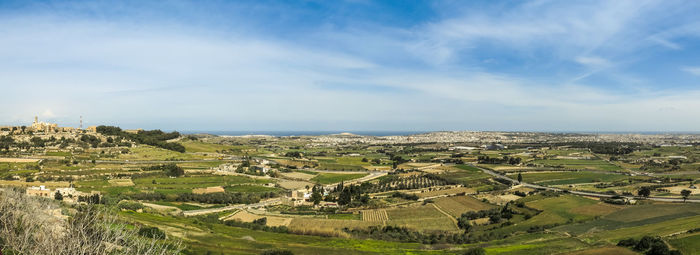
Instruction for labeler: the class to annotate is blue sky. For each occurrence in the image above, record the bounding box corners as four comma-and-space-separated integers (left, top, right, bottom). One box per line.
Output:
2, 0, 700, 132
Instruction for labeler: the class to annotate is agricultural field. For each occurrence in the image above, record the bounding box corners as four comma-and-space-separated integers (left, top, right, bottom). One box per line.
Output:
225, 210, 293, 227
532, 159, 624, 172
554, 203, 700, 238
4, 130, 700, 255
433, 195, 495, 218
280, 171, 316, 180
507, 171, 638, 186
667, 233, 700, 255
75, 175, 272, 196
439, 165, 491, 188
116, 145, 207, 161
416, 186, 475, 198
522, 195, 621, 227
385, 204, 459, 232
288, 217, 378, 234
362, 209, 388, 221
179, 140, 245, 153
310, 172, 369, 184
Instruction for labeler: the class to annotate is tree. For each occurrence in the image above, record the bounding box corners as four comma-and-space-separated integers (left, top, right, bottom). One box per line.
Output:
163, 164, 184, 177
457, 217, 472, 231
638, 186, 651, 198
489, 214, 501, 224
138, 226, 166, 239
252, 217, 267, 225
338, 188, 352, 206
311, 185, 323, 205
646, 241, 670, 255
54, 191, 63, 201
681, 189, 691, 202
517, 172, 523, 183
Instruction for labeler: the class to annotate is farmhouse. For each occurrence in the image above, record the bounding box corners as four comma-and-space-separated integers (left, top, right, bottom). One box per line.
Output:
26, 186, 53, 198
281, 196, 305, 207
290, 189, 311, 200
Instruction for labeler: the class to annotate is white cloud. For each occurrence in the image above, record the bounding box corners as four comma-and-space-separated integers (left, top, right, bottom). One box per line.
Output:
682, 66, 700, 76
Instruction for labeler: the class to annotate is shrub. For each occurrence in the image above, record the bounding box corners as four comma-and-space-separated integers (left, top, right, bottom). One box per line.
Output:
138, 226, 166, 240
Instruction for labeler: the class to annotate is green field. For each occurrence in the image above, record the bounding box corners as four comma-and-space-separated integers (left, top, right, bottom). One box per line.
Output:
667, 233, 700, 255
76, 175, 272, 196
533, 159, 623, 171
440, 165, 490, 186
180, 141, 248, 153
524, 195, 618, 226
310, 173, 368, 184
508, 171, 634, 186
117, 145, 206, 161
318, 162, 366, 171
554, 203, 700, 238
386, 204, 459, 232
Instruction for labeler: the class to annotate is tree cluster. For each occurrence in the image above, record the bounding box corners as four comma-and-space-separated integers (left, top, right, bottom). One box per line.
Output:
175, 192, 276, 205
142, 163, 185, 177
477, 155, 521, 165
96, 126, 185, 152
617, 236, 681, 255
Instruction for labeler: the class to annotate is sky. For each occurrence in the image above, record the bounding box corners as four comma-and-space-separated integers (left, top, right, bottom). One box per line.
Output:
1, 0, 700, 132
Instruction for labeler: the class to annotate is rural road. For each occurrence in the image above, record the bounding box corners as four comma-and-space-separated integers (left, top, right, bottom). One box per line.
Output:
468, 164, 700, 203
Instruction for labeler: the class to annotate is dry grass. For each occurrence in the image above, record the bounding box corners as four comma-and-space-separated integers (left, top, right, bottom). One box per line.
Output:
666, 185, 700, 195
277, 180, 313, 190
385, 204, 459, 232
0, 180, 70, 189
108, 179, 134, 187
224, 210, 292, 227
288, 218, 378, 237
433, 195, 495, 218
280, 172, 316, 180
0, 158, 40, 163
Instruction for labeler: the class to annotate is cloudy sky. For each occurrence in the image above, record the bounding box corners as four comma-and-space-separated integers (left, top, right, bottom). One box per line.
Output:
1, 0, 700, 132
